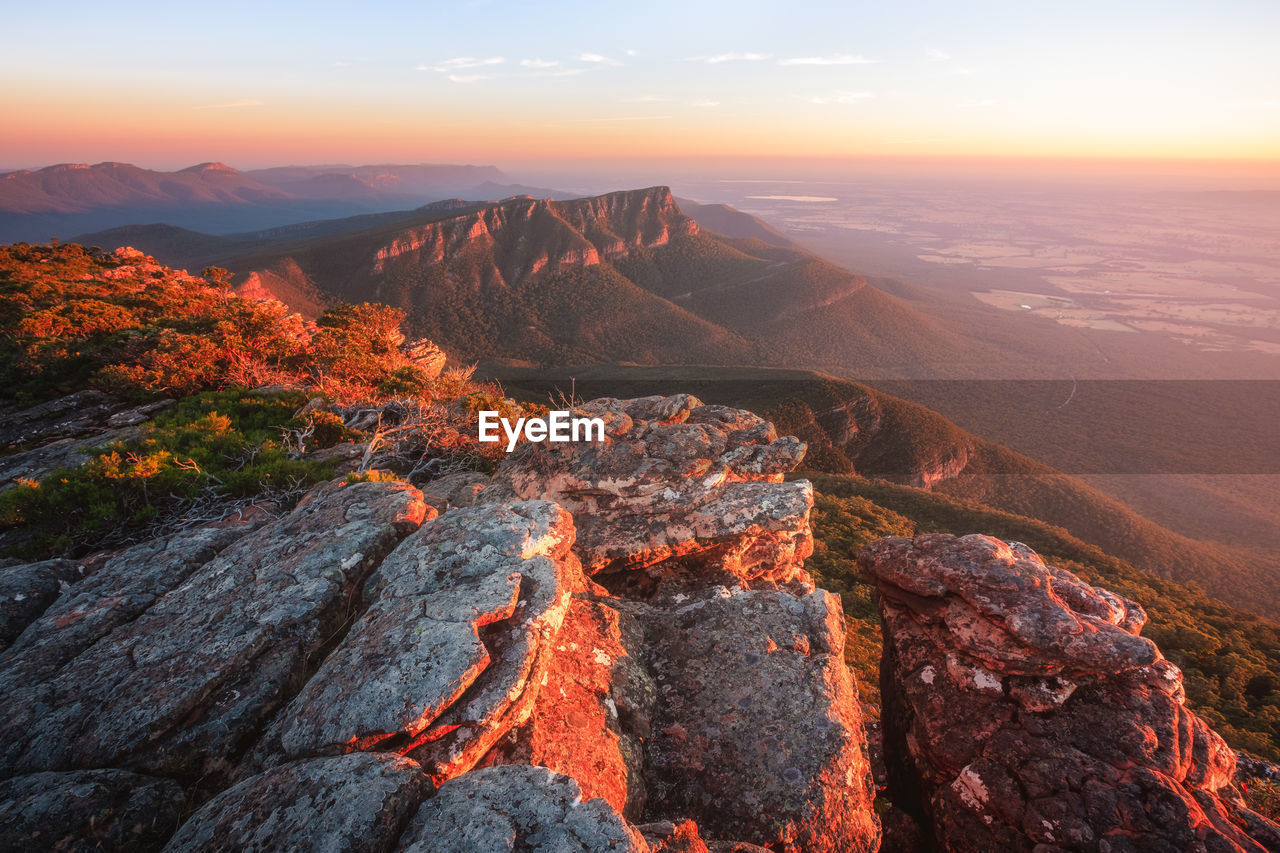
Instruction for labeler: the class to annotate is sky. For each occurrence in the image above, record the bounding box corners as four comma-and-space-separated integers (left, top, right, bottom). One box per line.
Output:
3, 0, 1279, 173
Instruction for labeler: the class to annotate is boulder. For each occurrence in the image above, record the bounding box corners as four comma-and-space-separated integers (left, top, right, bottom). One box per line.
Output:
419, 470, 489, 514
861, 533, 1280, 852
484, 395, 814, 592
0, 478, 427, 784
401, 338, 447, 379
0, 769, 184, 852
0, 518, 264, 691
0, 558, 84, 647
163, 753, 428, 852
265, 500, 577, 781
643, 587, 880, 853
397, 764, 649, 852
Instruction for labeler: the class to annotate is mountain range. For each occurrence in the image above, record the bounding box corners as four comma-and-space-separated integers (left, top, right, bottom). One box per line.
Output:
55, 182, 1280, 617
0, 161, 570, 243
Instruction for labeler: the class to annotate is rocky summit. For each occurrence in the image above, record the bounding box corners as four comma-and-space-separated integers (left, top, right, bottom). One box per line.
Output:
0, 395, 878, 852
860, 533, 1280, 852
4, 391, 1279, 851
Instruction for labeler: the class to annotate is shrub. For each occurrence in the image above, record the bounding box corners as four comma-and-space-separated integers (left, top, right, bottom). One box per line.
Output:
0, 389, 335, 559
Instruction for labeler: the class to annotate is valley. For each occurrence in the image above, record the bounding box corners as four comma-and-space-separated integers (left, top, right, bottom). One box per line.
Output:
678, 175, 1280, 373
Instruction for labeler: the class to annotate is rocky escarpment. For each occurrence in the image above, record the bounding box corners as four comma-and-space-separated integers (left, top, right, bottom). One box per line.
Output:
371, 186, 694, 284
0, 395, 879, 852
861, 533, 1280, 852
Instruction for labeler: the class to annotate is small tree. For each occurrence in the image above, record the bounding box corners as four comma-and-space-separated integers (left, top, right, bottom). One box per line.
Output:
201, 266, 233, 289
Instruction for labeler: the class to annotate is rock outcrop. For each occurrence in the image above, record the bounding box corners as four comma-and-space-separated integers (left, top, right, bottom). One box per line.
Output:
399, 764, 648, 852
164, 753, 429, 853
0, 479, 427, 784
0, 769, 185, 852
861, 533, 1280, 852
643, 587, 878, 852
484, 395, 814, 592
0, 388, 174, 496
0, 395, 880, 852
264, 500, 577, 780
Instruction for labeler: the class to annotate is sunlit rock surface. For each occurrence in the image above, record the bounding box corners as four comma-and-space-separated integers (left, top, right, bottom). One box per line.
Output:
0, 396, 880, 851
862, 532, 1280, 852
484, 394, 814, 591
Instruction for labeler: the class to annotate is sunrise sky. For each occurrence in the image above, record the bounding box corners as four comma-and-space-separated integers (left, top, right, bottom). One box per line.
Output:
3, 0, 1278, 172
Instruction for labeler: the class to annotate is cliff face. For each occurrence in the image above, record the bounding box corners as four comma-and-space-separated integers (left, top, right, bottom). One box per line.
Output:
256, 186, 758, 366
369, 187, 695, 285
860, 533, 1280, 852
0, 395, 879, 853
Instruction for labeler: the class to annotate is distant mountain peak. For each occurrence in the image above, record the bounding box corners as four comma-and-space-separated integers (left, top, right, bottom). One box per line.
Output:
181, 162, 239, 174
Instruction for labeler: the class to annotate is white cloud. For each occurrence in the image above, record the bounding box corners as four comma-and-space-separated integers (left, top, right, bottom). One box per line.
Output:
779, 53, 875, 66
688, 52, 770, 64
955, 98, 997, 108
193, 99, 264, 109
419, 56, 505, 72
624, 94, 671, 102
624, 48, 639, 57
927, 49, 952, 62
688, 99, 720, 107
521, 58, 560, 69
447, 73, 495, 84
579, 52, 622, 66
799, 91, 874, 105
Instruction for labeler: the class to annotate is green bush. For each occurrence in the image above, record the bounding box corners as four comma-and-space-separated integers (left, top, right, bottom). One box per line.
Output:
0, 389, 335, 559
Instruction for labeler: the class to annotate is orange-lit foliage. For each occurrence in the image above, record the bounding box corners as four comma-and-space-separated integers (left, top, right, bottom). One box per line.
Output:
0, 242, 538, 558
0, 243, 426, 403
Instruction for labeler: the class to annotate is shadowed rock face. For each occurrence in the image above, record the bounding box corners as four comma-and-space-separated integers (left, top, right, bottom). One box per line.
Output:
162, 753, 429, 853
0, 558, 84, 648
0, 479, 428, 784
861, 533, 1280, 852
0, 518, 267, 691
643, 587, 879, 853
0, 769, 185, 852
398, 764, 649, 853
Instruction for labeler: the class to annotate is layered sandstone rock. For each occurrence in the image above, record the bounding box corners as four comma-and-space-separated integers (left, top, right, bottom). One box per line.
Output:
263, 500, 578, 782
0, 479, 427, 784
484, 394, 814, 591
163, 753, 428, 852
0, 395, 879, 852
861, 533, 1280, 852
642, 587, 879, 853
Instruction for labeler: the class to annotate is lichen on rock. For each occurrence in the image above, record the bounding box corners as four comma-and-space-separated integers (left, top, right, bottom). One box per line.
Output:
862, 532, 1280, 852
